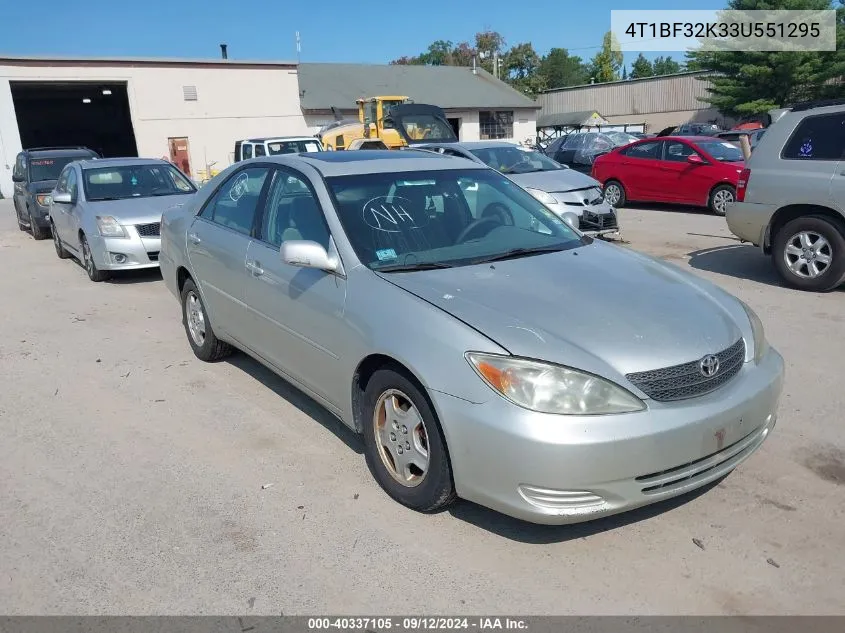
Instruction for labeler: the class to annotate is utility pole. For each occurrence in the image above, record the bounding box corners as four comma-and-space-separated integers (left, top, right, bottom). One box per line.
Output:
296, 32, 301, 63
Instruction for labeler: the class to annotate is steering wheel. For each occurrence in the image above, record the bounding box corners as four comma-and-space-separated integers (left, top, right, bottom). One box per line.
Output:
455, 216, 502, 244
481, 202, 514, 226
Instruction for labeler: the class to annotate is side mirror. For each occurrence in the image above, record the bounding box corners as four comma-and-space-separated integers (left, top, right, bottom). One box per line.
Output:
280, 240, 338, 272
52, 191, 73, 204
687, 154, 705, 165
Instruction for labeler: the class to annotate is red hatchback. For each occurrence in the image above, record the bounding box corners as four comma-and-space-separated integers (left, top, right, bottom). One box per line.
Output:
591, 136, 746, 216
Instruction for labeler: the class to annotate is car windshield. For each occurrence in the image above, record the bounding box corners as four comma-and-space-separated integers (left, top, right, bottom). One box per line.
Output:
469, 146, 565, 174
397, 115, 456, 142
325, 168, 583, 271
267, 140, 323, 154
83, 163, 196, 201
697, 141, 744, 162
28, 156, 87, 182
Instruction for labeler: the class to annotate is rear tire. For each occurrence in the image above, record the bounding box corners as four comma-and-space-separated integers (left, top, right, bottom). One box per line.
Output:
80, 233, 110, 282
603, 180, 626, 208
772, 215, 845, 292
362, 367, 456, 513
180, 278, 233, 362
708, 184, 735, 216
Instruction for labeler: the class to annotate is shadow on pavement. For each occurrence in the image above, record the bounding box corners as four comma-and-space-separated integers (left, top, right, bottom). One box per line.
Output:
623, 202, 709, 216
448, 478, 724, 544
225, 352, 363, 455
687, 244, 784, 287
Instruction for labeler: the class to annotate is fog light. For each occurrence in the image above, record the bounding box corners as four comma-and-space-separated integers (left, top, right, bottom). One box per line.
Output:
111, 253, 127, 264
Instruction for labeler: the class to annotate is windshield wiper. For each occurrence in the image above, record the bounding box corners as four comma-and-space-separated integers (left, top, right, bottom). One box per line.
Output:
376, 262, 454, 273
472, 245, 568, 264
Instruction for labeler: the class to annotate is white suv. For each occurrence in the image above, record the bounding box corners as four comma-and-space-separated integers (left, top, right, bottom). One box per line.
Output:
233, 136, 323, 162
726, 99, 845, 292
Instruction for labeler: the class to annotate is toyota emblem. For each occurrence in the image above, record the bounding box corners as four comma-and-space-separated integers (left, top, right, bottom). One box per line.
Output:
699, 354, 720, 377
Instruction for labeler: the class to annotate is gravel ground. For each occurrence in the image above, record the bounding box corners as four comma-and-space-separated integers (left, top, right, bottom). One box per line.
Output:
0, 199, 843, 615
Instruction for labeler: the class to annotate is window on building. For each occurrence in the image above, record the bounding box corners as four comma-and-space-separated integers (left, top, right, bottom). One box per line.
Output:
480, 111, 514, 140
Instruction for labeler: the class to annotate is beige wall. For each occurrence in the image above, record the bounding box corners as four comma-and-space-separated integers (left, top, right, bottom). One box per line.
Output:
0, 62, 309, 194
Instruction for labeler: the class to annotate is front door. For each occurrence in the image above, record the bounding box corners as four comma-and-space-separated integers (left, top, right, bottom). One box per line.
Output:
168, 137, 192, 178
50, 165, 74, 245
186, 165, 271, 344
243, 167, 348, 407
658, 140, 715, 205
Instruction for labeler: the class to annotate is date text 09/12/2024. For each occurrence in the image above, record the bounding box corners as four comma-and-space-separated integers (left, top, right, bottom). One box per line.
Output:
307, 617, 529, 630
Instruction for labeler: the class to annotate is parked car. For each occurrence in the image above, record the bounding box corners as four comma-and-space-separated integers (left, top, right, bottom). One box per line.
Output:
234, 137, 323, 162
726, 98, 845, 292
11, 146, 99, 240
416, 141, 619, 238
49, 157, 197, 282
591, 136, 746, 216
547, 132, 628, 173
674, 122, 724, 137
160, 150, 783, 525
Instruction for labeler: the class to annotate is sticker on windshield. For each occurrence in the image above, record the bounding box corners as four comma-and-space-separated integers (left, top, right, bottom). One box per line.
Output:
375, 248, 397, 261
362, 196, 429, 232
229, 172, 251, 201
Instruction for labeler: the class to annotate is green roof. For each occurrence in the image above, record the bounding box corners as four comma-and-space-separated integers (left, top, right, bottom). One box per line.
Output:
298, 63, 539, 111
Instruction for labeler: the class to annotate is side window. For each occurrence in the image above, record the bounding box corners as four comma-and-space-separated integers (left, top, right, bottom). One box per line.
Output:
664, 141, 699, 162
254, 144, 266, 157
242, 144, 253, 160
782, 113, 845, 161
66, 169, 79, 199
200, 167, 270, 236
56, 166, 71, 193
259, 169, 330, 249
622, 141, 663, 160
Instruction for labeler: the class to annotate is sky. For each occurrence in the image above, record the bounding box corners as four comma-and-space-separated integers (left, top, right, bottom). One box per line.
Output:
3, 0, 728, 69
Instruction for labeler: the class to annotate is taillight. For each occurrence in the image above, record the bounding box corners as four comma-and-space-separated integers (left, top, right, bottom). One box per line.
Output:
736, 168, 750, 202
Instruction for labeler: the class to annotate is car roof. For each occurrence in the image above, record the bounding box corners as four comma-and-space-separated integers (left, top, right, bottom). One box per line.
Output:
78, 157, 170, 169
244, 136, 318, 143
655, 135, 721, 143
25, 148, 96, 157
265, 150, 484, 177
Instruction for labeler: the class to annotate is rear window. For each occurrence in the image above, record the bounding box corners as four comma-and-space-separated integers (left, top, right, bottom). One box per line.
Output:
782, 113, 845, 161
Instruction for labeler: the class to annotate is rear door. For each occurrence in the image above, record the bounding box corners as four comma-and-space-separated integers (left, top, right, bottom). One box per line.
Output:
616, 140, 665, 201
186, 165, 271, 344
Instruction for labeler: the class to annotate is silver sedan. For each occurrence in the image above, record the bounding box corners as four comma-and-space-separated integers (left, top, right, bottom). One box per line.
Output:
49, 158, 197, 282
160, 150, 784, 525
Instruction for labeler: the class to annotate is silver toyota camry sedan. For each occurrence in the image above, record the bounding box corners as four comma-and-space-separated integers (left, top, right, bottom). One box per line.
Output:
160, 150, 784, 525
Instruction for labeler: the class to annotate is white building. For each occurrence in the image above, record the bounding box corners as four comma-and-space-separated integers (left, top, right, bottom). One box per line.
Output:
0, 55, 540, 198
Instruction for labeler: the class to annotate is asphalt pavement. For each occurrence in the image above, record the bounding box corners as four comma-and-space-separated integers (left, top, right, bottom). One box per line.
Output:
0, 199, 843, 615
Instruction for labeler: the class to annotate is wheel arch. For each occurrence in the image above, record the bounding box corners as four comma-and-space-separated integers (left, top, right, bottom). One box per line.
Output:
176, 266, 193, 293
764, 204, 845, 254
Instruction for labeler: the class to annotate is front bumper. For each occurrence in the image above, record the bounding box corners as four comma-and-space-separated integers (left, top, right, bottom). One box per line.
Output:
87, 227, 161, 271
432, 346, 784, 525
30, 202, 52, 228
726, 201, 777, 246
546, 200, 620, 239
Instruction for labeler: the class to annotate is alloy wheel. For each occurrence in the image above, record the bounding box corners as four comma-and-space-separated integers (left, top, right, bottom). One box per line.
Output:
713, 189, 734, 214
185, 291, 207, 347
604, 183, 621, 206
784, 231, 832, 279
373, 389, 430, 487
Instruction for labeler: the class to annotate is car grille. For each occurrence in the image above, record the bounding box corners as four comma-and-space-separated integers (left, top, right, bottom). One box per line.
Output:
579, 211, 618, 231
136, 222, 161, 237
147, 251, 160, 262
626, 338, 745, 402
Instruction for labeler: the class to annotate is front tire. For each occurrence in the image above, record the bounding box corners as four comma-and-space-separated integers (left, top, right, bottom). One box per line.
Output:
180, 278, 232, 362
708, 184, 735, 216
362, 367, 456, 513
772, 216, 845, 292
80, 233, 110, 282
52, 221, 70, 259
29, 208, 48, 240
603, 180, 626, 208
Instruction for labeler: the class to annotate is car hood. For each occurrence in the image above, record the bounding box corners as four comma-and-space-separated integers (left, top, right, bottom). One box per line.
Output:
378, 241, 742, 377
508, 169, 600, 193
88, 195, 195, 224
29, 180, 58, 193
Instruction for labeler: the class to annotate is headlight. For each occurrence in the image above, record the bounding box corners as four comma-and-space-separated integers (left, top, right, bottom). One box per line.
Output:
36, 194, 52, 207
96, 216, 127, 238
739, 301, 768, 363
465, 352, 646, 415
524, 188, 558, 206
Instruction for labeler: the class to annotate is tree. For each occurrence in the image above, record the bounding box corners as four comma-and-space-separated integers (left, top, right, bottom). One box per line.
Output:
589, 31, 624, 83
652, 56, 683, 76
630, 53, 654, 79
686, 0, 845, 116
537, 48, 590, 89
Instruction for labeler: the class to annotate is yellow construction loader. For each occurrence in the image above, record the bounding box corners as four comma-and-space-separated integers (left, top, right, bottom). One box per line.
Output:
317, 96, 458, 150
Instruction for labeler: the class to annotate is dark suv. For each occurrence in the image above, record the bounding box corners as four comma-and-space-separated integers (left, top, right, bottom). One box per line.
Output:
12, 147, 99, 239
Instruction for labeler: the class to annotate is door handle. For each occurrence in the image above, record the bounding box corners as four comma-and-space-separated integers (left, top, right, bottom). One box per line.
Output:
246, 261, 264, 276
188, 232, 201, 244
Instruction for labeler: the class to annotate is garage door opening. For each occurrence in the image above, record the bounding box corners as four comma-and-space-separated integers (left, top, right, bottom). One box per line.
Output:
11, 81, 138, 158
